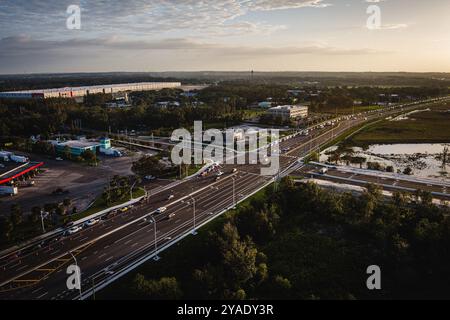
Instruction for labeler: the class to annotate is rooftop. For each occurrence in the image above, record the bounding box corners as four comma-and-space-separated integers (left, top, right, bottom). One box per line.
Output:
1, 82, 181, 94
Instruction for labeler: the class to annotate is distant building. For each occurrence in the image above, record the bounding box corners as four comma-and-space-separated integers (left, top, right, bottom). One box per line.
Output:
0, 82, 182, 100
287, 90, 304, 97
267, 105, 309, 120
258, 101, 272, 108
155, 101, 181, 109
106, 93, 131, 108
49, 138, 115, 157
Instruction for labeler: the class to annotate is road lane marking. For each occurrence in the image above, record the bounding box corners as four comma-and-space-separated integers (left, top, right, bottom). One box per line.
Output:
15, 264, 29, 272
32, 286, 44, 294
36, 291, 48, 299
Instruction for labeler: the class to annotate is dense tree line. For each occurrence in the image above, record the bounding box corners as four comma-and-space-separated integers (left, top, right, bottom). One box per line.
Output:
114, 178, 450, 300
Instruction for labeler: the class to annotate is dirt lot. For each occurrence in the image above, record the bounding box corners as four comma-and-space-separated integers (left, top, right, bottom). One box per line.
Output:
0, 153, 140, 216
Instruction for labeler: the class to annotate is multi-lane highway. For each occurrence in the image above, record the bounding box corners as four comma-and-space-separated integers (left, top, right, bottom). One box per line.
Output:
0, 96, 448, 300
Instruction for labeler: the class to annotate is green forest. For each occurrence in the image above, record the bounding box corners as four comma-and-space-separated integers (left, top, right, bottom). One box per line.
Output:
102, 178, 450, 300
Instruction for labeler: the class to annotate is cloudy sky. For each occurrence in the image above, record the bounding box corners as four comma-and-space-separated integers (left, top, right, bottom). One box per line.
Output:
0, 0, 449, 74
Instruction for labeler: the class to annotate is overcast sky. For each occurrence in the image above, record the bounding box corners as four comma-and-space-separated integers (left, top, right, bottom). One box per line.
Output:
0, 0, 449, 74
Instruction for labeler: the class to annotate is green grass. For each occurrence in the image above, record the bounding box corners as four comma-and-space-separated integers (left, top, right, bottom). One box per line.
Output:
319, 105, 383, 115
349, 104, 450, 146
70, 187, 146, 222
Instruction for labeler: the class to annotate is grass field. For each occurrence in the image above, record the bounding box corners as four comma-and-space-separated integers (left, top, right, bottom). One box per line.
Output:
348, 102, 450, 145
319, 105, 383, 115
71, 187, 146, 221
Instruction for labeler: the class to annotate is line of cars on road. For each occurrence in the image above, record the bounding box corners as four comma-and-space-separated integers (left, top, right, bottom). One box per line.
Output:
63, 218, 101, 236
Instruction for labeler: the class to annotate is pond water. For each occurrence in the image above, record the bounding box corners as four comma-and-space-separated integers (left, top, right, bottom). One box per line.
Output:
320, 143, 450, 180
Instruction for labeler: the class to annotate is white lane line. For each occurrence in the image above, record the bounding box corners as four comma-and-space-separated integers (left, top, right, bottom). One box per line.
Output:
124, 239, 133, 245
36, 291, 48, 299
105, 256, 114, 262
98, 253, 107, 259
32, 286, 44, 294
131, 242, 139, 248
15, 264, 29, 272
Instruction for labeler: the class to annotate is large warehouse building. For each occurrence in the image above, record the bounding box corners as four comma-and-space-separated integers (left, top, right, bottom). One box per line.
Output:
267, 105, 309, 120
0, 82, 182, 99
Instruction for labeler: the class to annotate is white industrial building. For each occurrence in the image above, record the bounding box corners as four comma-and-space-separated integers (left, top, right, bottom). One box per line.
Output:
267, 105, 309, 120
0, 82, 182, 99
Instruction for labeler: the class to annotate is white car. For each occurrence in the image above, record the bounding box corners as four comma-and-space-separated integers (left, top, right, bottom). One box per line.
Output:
167, 194, 175, 200
156, 207, 167, 214
55, 157, 63, 161
216, 171, 224, 177
84, 219, 99, 227
66, 226, 82, 235
145, 175, 156, 181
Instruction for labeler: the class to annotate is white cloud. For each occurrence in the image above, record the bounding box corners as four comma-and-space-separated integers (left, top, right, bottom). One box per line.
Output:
0, 0, 330, 38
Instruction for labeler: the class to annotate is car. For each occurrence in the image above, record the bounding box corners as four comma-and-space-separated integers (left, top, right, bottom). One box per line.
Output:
167, 194, 175, 200
156, 207, 167, 214
120, 207, 129, 213
168, 213, 176, 220
215, 176, 221, 181
65, 226, 82, 236
143, 217, 154, 223
64, 221, 75, 228
55, 157, 63, 161
84, 219, 99, 227
145, 175, 156, 181
216, 171, 224, 177
232, 168, 237, 173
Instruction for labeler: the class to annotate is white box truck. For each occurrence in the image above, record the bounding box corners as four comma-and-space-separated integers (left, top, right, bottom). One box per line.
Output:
10, 155, 28, 163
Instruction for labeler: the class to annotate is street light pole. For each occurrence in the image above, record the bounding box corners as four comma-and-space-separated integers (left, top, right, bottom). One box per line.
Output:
151, 216, 160, 261
40, 210, 46, 233
68, 251, 82, 300
190, 196, 197, 235
232, 177, 236, 209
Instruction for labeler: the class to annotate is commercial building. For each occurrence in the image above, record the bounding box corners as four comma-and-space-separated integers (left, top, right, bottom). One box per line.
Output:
258, 101, 273, 108
49, 138, 121, 157
0, 82, 182, 100
267, 105, 309, 120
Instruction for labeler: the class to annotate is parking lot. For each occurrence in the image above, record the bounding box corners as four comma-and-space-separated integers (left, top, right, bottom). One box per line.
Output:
0, 153, 140, 217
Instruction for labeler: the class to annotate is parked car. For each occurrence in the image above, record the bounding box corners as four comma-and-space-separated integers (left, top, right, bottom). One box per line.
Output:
145, 175, 156, 181
167, 194, 175, 200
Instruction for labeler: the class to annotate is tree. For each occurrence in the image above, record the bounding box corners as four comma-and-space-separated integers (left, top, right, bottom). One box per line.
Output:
132, 274, 183, 300
30, 206, 42, 224
62, 145, 71, 160
10, 204, 23, 226
81, 149, 97, 164
0, 217, 14, 243
215, 223, 258, 287
403, 167, 413, 175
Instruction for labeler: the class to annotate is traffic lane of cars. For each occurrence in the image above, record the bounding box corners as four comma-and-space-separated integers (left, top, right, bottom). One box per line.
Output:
12, 172, 269, 299
0, 168, 249, 285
